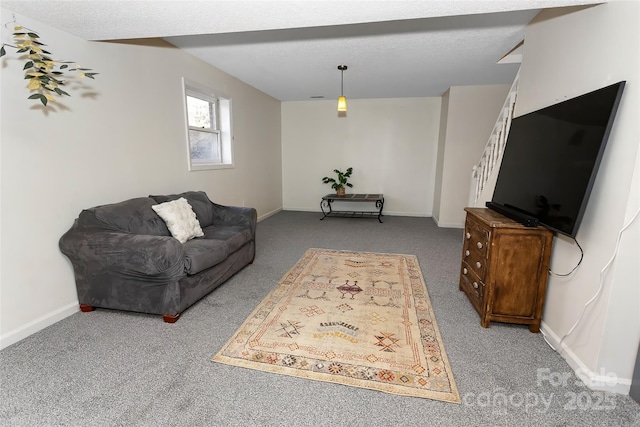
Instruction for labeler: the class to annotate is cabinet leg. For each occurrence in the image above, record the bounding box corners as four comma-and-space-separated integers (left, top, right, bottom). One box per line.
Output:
79, 304, 94, 312
529, 322, 541, 333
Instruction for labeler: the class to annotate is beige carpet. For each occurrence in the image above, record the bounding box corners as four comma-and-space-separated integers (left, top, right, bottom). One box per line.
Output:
214, 248, 460, 403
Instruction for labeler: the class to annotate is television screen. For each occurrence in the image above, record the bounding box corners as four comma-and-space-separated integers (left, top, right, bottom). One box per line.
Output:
488, 81, 626, 237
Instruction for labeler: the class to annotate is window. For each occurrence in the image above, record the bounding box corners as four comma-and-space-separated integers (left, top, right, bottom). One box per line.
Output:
183, 78, 233, 170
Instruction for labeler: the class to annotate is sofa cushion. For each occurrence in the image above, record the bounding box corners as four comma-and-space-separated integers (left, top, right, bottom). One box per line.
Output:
202, 225, 253, 253
182, 238, 229, 275
152, 198, 204, 244
79, 197, 171, 236
150, 191, 215, 228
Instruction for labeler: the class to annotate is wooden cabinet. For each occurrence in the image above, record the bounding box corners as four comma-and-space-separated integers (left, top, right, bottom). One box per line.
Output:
459, 208, 554, 333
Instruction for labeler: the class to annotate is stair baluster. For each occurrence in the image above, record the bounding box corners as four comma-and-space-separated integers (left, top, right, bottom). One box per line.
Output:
469, 68, 520, 206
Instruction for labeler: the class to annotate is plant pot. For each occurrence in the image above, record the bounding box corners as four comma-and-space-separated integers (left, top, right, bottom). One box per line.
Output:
336, 187, 346, 196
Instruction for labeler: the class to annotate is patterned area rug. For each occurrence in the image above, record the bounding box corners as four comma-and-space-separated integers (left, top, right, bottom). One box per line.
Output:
213, 248, 460, 403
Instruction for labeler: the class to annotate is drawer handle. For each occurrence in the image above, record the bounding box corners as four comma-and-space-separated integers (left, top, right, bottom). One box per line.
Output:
466, 232, 471, 239
473, 282, 479, 289
476, 261, 482, 269
477, 242, 483, 249
465, 250, 470, 257
463, 267, 468, 274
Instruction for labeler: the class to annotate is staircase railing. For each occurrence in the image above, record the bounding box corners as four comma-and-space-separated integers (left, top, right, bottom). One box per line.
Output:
469, 68, 520, 206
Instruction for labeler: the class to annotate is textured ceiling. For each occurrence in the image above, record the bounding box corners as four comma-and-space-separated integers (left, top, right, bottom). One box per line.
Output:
2, 0, 603, 101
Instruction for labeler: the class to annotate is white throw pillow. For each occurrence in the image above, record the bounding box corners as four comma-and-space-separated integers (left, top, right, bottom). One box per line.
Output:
152, 197, 204, 243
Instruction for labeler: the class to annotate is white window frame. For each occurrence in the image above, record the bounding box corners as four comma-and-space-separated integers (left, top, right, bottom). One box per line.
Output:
182, 78, 234, 171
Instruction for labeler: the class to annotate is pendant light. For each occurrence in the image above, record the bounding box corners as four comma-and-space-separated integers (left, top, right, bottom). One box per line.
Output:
337, 65, 347, 112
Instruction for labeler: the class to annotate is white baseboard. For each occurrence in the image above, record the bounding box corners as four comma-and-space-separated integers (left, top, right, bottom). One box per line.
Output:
281, 207, 317, 213
540, 321, 631, 395
433, 218, 465, 228
258, 207, 282, 222
0, 301, 79, 350
384, 211, 430, 218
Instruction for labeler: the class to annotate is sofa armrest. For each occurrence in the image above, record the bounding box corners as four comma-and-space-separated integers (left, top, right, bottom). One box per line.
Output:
59, 228, 185, 280
212, 203, 257, 237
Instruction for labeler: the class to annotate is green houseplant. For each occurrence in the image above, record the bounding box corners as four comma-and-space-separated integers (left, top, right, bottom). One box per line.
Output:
322, 167, 353, 195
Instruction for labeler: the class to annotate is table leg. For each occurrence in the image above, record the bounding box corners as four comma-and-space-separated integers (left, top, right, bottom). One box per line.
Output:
320, 199, 333, 220
376, 198, 384, 223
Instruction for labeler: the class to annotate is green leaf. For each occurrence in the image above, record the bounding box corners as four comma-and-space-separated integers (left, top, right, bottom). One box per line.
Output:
84, 73, 98, 79
0, 45, 5, 57
27, 32, 39, 38
77, 68, 92, 71
28, 94, 47, 106
60, 64, 68, 69
51, 71, 63, 75
16, 48, 29, 53
41, 49, 51, 55
23, 61, 34, 70
54, 88, 70, 96
12, 32, 25, 36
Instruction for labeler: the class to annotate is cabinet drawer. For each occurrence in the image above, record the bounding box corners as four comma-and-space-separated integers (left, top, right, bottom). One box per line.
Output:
464, 220, 489, 258
461, 248, 487, 280
460, 263, 484, 306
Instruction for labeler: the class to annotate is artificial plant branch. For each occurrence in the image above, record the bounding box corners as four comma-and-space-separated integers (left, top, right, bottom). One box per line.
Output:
1, 22, 98, 106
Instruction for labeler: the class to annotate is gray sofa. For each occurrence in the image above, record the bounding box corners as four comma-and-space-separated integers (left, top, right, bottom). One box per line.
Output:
59, 191, 256, 322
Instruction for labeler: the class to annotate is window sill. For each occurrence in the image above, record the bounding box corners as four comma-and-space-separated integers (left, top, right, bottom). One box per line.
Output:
189, 163, 234, 171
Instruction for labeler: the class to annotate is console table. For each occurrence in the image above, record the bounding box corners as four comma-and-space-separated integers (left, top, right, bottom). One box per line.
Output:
320, 194, 384, 223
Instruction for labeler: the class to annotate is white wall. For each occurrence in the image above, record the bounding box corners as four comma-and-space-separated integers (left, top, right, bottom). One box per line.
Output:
432, 90, 450, 222
519, 2, 639, 391
433, 84, 510, 228
0, 9, 282, 348
281, 98, 441, 216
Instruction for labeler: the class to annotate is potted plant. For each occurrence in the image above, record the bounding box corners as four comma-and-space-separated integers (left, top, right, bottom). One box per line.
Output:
322, 167, 353, 196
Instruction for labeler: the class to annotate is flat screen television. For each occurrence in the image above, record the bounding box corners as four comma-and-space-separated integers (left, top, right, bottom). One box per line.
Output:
487, 81, 626, 238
